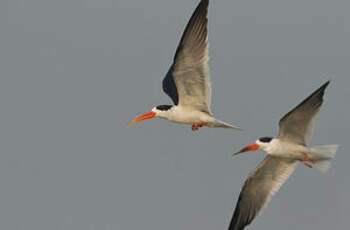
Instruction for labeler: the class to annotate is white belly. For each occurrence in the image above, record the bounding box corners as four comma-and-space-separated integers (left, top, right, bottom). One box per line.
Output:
161, 106, 214, 124
266, 139, 308, 159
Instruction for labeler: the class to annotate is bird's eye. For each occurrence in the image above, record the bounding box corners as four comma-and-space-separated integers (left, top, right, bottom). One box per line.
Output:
156, 105, 172, 111
259, 137, 272, 143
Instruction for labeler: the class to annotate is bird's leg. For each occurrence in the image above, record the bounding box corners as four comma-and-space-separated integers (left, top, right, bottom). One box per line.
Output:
299, 160, 313, 168
301, 152, 314, 164
191, 124, 199, 131
199, 122, 207, 127
191, 122, 207, 131
299, 152, 314, 168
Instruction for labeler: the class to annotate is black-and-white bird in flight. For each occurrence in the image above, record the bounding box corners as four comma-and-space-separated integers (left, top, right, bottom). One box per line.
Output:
128, 0, 240, 131
229, 81, 338, 230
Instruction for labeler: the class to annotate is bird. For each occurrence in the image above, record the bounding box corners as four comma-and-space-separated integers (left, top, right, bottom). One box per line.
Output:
228, 81, 338, 230
127, 0, 240, 131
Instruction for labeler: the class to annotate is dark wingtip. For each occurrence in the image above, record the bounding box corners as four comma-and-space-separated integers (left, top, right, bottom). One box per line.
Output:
317, 80, 331, 99
321, 80, 330, 89
200, 0, 209, 7
228, 195, 248, 230
174, 0, 209, 57
198, 0, 209, 15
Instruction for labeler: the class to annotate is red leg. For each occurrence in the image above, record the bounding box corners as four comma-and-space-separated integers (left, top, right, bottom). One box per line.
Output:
191, 124, 199, 131
301, 152, 314, 163
191, 122, 207, 131
299, 160, 312, 168
198, 122, 206, 127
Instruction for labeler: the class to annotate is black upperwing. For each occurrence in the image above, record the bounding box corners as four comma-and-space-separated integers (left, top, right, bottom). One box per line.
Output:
162, 0, 209, 106
162, 65, 179, 105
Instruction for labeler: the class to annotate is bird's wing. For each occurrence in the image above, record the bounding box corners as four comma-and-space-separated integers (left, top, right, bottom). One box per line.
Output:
162, 0, 211, 113
162, 66, 179, 105
278, 81, 330, 145
229, 156, 297, 230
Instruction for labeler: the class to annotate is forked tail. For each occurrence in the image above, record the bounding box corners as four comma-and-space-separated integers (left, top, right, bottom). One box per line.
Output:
213, 119, 242, 130
310, 145, 339, 173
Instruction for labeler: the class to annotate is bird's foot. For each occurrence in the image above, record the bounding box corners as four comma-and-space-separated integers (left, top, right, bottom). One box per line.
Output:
301, 152, 314, 163
299, 160, 313, 168
191, 122, 207, 131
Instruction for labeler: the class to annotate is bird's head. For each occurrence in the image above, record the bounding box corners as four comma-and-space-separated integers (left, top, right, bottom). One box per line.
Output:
233, 137, 273, 156
127, 105, 173, 126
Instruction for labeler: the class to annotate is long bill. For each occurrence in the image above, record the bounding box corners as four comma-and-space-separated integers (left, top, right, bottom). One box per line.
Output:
127, 111, 156, 126
233, 143, 260, 156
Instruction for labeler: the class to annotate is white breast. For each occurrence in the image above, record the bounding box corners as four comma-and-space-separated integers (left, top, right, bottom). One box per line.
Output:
265, 139, 307, 159
162, 106, 214, 124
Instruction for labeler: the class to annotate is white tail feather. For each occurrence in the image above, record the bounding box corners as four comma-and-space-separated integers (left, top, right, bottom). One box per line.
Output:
310, 145, 338, 173
212, 119, 242, 130
313, 160, 331, 173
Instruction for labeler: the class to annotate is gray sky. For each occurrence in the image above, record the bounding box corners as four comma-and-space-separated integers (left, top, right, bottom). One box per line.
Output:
0, 0, 349, 229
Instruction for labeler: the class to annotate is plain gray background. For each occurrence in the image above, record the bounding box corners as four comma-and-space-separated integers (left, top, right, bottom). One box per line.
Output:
0, 0, 349, 229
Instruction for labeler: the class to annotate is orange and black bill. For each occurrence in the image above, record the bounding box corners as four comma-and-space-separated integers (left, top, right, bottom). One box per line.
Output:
233, 143, 259, 156
127, 111, 156, 126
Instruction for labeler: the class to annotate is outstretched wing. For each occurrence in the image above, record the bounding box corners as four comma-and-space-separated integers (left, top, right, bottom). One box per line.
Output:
229, 156, 297, 230
278, 81, 330, 145
162, 0, 211, 113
